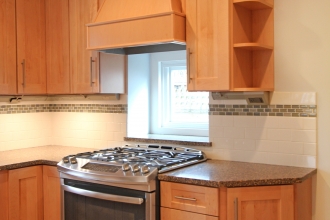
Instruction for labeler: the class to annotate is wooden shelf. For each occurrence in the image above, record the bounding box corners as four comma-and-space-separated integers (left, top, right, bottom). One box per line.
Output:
233, 87, 274, 91
234, 43, 273, 50
233, 0, 273, 10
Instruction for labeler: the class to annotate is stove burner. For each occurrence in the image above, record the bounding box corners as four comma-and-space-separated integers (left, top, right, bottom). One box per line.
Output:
66, 145, 206, 173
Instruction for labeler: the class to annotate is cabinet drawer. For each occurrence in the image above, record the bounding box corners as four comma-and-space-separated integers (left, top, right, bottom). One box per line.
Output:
161, 207, 218, 220
161, 181, 219, 216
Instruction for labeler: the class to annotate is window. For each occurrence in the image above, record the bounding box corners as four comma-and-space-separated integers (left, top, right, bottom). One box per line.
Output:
150, 51, 209, 137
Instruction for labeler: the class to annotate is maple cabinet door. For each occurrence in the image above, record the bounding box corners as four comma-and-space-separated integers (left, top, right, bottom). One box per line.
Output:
69, 0, 99, 94
43, 166, 61, 220
46, 0, 70, 94
227, 185, 294, 220
8, 166, 43, 220
0, 171, 9, 220
186, 0, 230, 91
0, 0, 16, 94
16, 0, 47, 94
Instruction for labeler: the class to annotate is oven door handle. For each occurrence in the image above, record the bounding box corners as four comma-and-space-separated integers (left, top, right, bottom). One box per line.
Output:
62, 184, 144, 205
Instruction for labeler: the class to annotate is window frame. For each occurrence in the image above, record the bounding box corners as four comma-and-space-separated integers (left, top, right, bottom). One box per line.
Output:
150, 51, 209, 137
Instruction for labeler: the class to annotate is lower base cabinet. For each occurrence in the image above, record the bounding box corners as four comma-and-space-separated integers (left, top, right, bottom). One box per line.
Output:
161, 178, 312, 220
161, 207, 218, 220
9, 166, 44, 220
43, 166, 61, 220
0, 165, 61, 220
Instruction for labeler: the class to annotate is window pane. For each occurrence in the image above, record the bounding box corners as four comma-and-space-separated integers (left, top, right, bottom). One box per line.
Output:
170, 69, 208, 123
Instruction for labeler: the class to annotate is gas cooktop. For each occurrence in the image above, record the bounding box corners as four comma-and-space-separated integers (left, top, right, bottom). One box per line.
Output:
58, 144, 207, 175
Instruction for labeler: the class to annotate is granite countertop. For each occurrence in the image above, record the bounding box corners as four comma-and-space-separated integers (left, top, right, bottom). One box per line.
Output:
158, 160, 317, 188
0, 146, 317, 188
0, 145, 95, 171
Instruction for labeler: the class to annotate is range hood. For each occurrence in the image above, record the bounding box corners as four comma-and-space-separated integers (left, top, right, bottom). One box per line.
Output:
212, 92, 270, 104
86, 0, 186, 53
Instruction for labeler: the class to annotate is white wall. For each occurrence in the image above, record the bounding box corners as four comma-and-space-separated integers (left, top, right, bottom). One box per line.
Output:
274, 0, 330, 219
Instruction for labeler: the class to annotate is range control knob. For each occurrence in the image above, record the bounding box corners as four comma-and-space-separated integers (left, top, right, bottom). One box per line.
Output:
70, 157, 77, 164
130, 164, 140, 173
140, 165, 150, 174
62, 157, 69, 163
122, 163, 130, 172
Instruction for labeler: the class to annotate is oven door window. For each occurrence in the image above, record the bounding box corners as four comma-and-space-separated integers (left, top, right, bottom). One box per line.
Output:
62, 179, 152, 220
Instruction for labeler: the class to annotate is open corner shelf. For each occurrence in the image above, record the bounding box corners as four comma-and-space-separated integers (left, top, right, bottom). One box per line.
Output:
233, 0, 273, 10
234, 43, 273, 50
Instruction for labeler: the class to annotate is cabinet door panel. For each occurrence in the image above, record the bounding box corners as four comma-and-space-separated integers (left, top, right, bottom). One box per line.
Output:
43, 166, 61, 220
0, 0, 16, 94
70, 0, 99, 94
0, 171, 9, 220
8, 166, 43, 220
161, 207, 218, 220
46, 0, 70, 94
16, 0, 46, 94
186, 0, 230, 91
227, 185, 294, 220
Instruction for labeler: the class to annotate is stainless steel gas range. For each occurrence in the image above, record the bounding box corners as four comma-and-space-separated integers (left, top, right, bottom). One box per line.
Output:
57, 144, 207, 220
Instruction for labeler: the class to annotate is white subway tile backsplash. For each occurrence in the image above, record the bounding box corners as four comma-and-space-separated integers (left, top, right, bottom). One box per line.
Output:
304, 143, 317, 156
255, 140, 279, 153
267, 129, 292, 141
296, 155, 316, 168
211, 138, 233, 149
256, 117, 279, 128
245, 127, 267, 140
224, 127, 245, 139
234, 139, 255, 151
234, 116, 256, 127
303, 118, 317, 130
292, 130, 316, 143
209, 127, 224, 138
277, 141, 304, 154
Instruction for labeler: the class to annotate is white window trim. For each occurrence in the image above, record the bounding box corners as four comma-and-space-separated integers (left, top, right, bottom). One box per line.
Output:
150, 51, 209, 137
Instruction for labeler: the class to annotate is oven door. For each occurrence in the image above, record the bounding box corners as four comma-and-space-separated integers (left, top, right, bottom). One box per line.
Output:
61, 179, 156, 220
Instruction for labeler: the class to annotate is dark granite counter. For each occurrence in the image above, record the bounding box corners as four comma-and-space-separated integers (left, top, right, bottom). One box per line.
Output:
0, 146, 316, 188
158, 160, 316, 188
0, 146, 95, 171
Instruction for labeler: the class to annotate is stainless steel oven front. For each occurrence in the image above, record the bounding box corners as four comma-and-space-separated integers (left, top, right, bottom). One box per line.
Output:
58, 163, 159, 220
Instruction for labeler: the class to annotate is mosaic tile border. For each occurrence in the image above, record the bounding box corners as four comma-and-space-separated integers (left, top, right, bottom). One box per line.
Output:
209, 104, 317, 117
0, 104, 127, 114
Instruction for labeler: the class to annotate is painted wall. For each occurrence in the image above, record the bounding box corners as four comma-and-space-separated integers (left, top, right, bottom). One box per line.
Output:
274, 0, 330, 219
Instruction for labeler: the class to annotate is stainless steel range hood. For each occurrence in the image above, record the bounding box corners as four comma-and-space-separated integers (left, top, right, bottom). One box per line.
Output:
86, 0, 186, 53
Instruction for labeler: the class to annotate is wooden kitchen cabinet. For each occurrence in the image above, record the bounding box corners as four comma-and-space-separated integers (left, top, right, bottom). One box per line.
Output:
161, 178, 312, 220
69, 0, 100, 94
227, 185, 294, 220
185, 0, 274, 91
8, 166, 44, 220
46, 0, 70, 94
16, 0, 47, 94
0, 0, 16, 95
161, 207, 218, 220
43, 166, 61, 220
160, 181, 219, 219
0, 171, 9, 220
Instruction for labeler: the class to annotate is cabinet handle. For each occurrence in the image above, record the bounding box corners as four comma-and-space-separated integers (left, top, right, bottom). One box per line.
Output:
174, 196, 197, 201
21, 59, 25, 87
90, 57, 95, 87
234, 197, 238, 220
186, 48, 192, 83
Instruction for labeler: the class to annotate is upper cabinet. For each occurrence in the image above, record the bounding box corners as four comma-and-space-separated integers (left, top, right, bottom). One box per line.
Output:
16, 0, 47, 94
186, 0, 274, 92
45, 0, 70, 94
0, 0, 16, 95
70, 0, 100, 94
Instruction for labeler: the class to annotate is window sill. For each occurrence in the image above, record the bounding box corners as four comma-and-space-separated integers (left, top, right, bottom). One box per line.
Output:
124, 134, 211, 147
